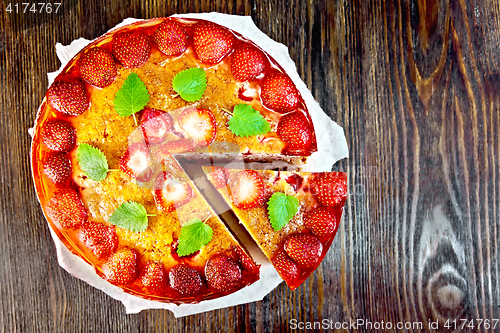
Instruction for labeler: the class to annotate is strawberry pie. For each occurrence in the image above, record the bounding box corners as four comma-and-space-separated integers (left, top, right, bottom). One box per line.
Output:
31, 16, 346, 304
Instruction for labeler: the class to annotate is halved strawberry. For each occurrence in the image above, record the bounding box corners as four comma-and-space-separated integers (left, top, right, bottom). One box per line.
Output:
119, 142, 153, 182
79, 221, 118, 260
140, 108, 173, 145
284, 233, 323, 267
40, 119, 76, 152
206, 166, 227, 189
169, 264, 203, 296
153, 172, 193, 212
231, 45, 268, 81
193, 21, 234, 64
272, 252, 298, 282
112, 30, 151, 68
47, 77, 90, 116
234, 247, 260, 275
156, 139, 196, 161
46, 188, 87, 229
310, 172, 348, 208
103, 247, 138, 286
261, 72, 299, 113
139, 261, 168, 294
177, 108, 216, 146
304, 207, 338, 238
227, 170, 265, 209
79, 47, 117, 88
153, 20, 188, 56
277, 111, 313, 152
205, 255, 242, 292
43, 152, 72, 184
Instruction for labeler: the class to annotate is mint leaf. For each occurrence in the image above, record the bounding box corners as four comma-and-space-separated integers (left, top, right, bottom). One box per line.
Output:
228, 104, 271, 137
113, 72, 150, 117
76, 143, 109, 182
172, 68, 207, 102
267, 192, 300, 231
177, 218, 213, 256
109, 201, 149, 233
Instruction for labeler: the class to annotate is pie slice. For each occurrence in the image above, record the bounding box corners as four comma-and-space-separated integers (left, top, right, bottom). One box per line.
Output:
203, 167, 347, 290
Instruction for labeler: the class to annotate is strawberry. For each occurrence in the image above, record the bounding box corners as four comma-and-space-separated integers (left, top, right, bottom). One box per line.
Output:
139, 261, 168, 294
231, 45, 268, 81
227, 170, 265, 209
79, 47, 117, 88
177, 108, 217, 146
119, 142, 153, 182
43, 152, 72, 184
140, 108, 173, 145
103, 247, 139, 286
156, 139, 195, 160
277, 111, 313, 152
234, 247, 260, 275
272, 252, 298, 282
284, 233, 323, 267
79, 221, 118, 259
46, 188, 87, 229
47, 77, 90, 116
310, 172, 348, 208
153, 20, 188, 56
205, 255, 242, 292
169, 264, 203, 296
153, 172, 193, 212
207, 166, 227, 189
112, 30, 151, 68
40, 119, 76, 152
304, 207, 338, 238
193, 21, 234, 64
261, 72, 299, 113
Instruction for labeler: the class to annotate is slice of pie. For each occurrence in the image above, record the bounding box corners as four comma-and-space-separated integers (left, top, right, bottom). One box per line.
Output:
203, 167, 347, 289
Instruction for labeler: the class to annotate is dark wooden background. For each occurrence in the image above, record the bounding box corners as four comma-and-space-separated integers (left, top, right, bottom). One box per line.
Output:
1, 0, 499, 332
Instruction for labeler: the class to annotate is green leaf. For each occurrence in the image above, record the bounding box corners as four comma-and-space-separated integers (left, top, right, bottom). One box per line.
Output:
76, 143, 109, 182
267, 192, 300, 231
172, 68, 207, 102
113, 72, 150, 117
228, 104, 271, 137
109, 201, 149, 233
177, 218, 213, 256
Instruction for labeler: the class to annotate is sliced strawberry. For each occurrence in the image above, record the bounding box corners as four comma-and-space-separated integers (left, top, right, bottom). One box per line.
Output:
169, 264, 203, 296
193, 21, 234, 64
177, 108, 216, 146
205, 255, 242, 292
304, 207, 338, 238
277, 111, 313, 152
310, 172, 348, 208
46, 188, 87, 229
261, 72, 299, 113
153, 172, 193, 212
140, 108, 173, 145
227, 170, 265, 209
103, 247, 139, 286
153, 20, 188, 56
79, 47, 117, 88
156, 139, 196, 162
119, 142, 153, 182
272, 252, 298, 282
139, 261, 168, 294
43, 152, 72, 184
231, 45, 268, 81
47, 77, 90, 116
112, 30, 151, 68
206, 166, 227, 189
79, 221, 118, 260
284, 233, 323, 267
40, 119, 76, 152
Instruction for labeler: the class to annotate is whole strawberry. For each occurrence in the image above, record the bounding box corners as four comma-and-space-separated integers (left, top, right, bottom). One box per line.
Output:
153, 20, 188, 56
310, 172, 348, 208
112, 30, 151, 68
231, 45, 268, 81
103, 247, 139, 286
43, 152, 72, 184
193, 21, 234, 64
41, 119, 76, 152
284, 233, 323, 267
272, 252, 298, 283
261, 72, 299, 113
139, 261, 168, 294
47, 77, 89, 116
79, 47, 117, 88
277, 111, 313, 153
304, 207, 338, 238
46, 188, 87, 229
169, 264, 203, 296
79, 222, 118, 259
205, 255, 242, 292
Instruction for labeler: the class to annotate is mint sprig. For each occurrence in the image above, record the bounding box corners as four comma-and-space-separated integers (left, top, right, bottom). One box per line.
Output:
108, 201, 153, 233
177, 218, 213, 256
113, 72, 150, 119
76, 143, 109, 182
172, 68, 207, 102
227, 104, 271, 137
267, 192, 300, 231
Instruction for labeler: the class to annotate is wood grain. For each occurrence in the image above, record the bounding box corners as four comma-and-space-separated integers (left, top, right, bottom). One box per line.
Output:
1, 0, 499, 332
